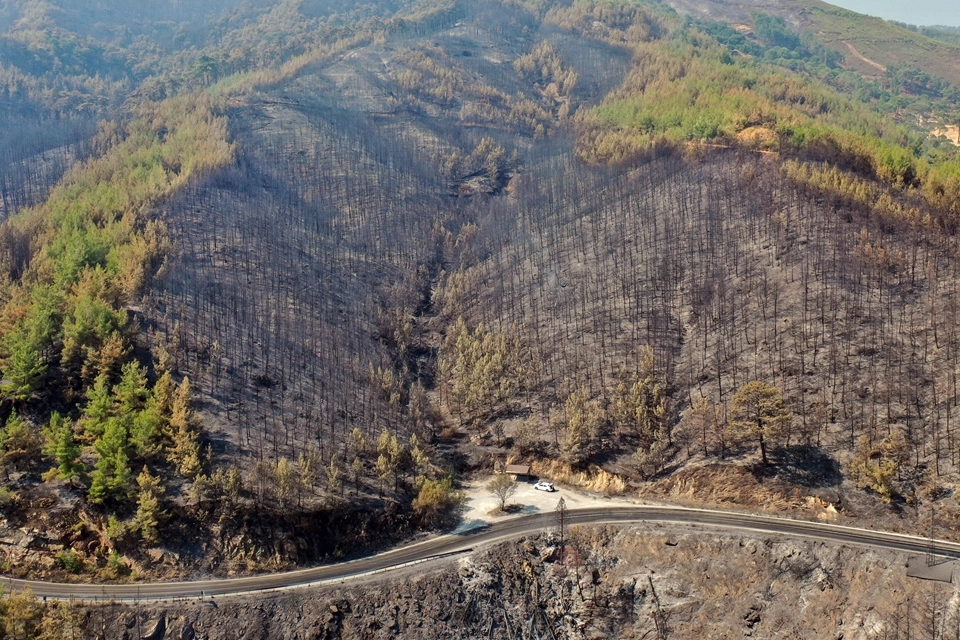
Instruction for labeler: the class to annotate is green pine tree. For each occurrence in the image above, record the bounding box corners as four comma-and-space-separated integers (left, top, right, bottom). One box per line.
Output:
0, 411, 41, 471
1, 329, 47, 401
1, 287, 58, 401
88, 418, 132, 504
114, 361, 149, 417
167, 377, 201, 478
130, 400, 163, 458
41, 412, 84, 483
80, 373, 113, 439
132, 466, 164, 543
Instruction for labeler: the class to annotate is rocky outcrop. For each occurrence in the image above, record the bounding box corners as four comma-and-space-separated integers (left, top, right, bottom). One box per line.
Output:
82, 524, 949, 639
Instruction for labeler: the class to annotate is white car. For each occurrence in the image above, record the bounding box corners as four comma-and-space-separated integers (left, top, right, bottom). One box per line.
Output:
533, 481, 555, 492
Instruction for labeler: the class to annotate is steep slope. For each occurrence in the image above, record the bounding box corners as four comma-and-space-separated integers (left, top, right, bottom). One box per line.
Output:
0, 0, 642, 580
3, 0, 960, 585
421, 0, 960, 511
147, 0, 632, 465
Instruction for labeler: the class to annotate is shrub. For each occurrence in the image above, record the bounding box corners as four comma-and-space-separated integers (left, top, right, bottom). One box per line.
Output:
55, 550, 84, 574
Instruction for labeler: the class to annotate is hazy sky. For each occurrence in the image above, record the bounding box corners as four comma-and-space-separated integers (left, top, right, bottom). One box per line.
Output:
827, 0, 960, 27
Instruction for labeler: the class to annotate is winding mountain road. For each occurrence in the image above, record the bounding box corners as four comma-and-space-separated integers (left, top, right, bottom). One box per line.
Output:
6, 506, 956, 602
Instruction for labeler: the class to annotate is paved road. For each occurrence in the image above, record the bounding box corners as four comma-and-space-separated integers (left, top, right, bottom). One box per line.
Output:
6, 506, 956, 602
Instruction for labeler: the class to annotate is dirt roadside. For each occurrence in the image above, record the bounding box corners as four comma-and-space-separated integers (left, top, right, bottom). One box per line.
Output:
455, 474, 631, 534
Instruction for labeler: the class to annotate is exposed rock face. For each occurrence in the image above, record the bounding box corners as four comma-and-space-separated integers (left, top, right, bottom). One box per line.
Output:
83, 525, 956, 639
142, 614, 165, 640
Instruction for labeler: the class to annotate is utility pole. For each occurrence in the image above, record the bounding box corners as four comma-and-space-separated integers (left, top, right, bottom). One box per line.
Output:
927, 503, 938, 567
555, 496, 567, 561
648, 576, 668, 640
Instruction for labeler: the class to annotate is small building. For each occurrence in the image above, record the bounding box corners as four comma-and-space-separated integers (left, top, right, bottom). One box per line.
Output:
505, 464, 531, 481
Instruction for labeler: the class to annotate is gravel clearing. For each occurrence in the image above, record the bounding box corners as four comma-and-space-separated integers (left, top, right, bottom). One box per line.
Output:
455, 474, 632, 533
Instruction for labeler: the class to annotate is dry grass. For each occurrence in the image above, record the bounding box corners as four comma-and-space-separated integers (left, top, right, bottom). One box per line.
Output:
639, 462, 801, 512
736, 125, 778, 149
530, 460, 627, 495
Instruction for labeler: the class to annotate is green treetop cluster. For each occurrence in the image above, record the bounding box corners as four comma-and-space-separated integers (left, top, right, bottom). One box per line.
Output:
0, 92, 231, 519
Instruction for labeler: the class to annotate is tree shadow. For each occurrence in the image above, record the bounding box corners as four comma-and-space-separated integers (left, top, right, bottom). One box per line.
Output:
764, 445, 843, 489
455, 520, 492, 536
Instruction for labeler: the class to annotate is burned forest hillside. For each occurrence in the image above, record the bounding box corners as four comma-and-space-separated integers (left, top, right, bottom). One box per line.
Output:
148, 0, 630, 469
3, 0, 960, 587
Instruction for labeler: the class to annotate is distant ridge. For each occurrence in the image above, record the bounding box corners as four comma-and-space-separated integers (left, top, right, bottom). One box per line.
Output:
665, 0, 960, 86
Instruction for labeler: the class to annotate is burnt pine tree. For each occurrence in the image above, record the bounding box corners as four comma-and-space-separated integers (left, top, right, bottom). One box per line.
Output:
729, 381, 791, 466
